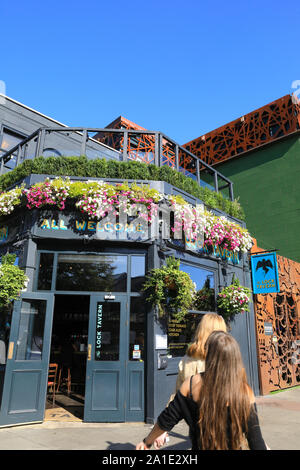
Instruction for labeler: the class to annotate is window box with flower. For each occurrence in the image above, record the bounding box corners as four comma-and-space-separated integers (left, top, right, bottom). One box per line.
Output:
0, 178, 253, 259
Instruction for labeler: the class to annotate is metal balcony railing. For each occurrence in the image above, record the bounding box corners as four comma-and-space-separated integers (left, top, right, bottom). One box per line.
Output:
0, 127, 234, 200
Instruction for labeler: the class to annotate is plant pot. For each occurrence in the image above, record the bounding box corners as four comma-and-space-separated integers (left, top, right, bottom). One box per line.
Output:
164, 276, 176, 290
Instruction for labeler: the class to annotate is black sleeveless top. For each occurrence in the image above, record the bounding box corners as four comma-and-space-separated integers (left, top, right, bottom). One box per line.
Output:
157, 375, 267, 450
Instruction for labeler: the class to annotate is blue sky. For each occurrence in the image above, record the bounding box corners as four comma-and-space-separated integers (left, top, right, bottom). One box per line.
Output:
1, 0, 299, 144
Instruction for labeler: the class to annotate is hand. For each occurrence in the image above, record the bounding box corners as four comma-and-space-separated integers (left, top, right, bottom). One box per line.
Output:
136, 441, 151, 450
153, 432, 168, 449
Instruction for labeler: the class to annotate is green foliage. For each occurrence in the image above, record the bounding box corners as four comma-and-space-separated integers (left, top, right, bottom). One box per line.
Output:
193, 278, 216, 312
217, 275, 252, 322
143, 256, 196, 322
0, 156, 245, 220
0, 254, 29, 307
68, 180, 94, 198
1, 253, 17, 265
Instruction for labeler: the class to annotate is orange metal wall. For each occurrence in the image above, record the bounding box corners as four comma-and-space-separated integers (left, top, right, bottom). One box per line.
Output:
251, 239, 300, 394
184, 95, 300, 166
94, 116, 197, 174
95, 96, 300, 174
94, 116, 157, 165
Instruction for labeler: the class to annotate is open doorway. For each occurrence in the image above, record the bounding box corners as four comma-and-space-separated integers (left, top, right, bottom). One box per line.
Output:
46, 294, 90, 421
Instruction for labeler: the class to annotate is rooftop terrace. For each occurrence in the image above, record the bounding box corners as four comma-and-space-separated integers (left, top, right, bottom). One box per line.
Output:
0, 125, 234, 201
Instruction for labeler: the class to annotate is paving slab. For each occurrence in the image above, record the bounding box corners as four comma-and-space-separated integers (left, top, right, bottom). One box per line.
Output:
0, 386, 299, 451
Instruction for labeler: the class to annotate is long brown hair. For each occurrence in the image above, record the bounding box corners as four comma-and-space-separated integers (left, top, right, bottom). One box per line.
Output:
186, 313, 227, 360
197, 331, 252, 450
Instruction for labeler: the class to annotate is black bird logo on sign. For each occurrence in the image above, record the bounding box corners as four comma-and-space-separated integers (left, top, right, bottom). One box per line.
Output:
255, 258, 273, 276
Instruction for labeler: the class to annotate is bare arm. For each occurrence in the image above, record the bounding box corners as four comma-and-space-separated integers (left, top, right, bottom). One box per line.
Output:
137, 380, 193, 450
136, 423, 166, 450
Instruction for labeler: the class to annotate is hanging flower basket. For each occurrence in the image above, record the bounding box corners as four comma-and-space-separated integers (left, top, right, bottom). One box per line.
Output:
164, 275, 177, 290
143, 256, 196, 322
0, 254, 29, 309
217, 275, 252, 322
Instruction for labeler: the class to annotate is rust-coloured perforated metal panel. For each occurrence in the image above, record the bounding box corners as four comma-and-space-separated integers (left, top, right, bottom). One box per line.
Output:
184, 95, 300, 166
251, 240, 300, 394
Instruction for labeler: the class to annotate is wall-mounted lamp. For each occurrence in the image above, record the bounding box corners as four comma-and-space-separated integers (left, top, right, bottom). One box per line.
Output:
104, 293, 115, 300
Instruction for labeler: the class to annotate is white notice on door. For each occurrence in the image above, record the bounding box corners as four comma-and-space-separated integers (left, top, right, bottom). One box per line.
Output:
155, 334, 168, 350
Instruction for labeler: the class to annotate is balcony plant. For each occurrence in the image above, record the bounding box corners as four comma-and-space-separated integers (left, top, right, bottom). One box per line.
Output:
170, 197, 252, 253
23, 177, 70, 210
0, 178, 252, 255
0, 156, 245, 220
75, 181, 161, 222
0, 186, 23, 216
143, 256, 196, 322
217, 275, 252, 322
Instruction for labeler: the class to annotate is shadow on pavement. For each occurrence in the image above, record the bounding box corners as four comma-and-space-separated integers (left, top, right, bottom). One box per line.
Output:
105, 430, 191, 451
106, 442, 136, 450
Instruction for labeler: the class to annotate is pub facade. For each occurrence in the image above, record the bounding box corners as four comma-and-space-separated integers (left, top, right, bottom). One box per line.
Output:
0, 95, 259, 427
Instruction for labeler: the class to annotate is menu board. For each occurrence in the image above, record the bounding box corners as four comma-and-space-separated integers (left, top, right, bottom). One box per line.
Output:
168, 314, 201, 357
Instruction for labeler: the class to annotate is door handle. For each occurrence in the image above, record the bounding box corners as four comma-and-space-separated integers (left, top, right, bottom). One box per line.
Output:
7, 342, 14, 360
87, 344, 92, 361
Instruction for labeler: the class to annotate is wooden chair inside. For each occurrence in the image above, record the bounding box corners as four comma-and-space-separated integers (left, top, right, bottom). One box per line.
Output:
57, 366, 72, 396
48, 363, 58, 406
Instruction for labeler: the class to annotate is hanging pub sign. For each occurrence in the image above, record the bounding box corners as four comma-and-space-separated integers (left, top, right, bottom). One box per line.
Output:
251, 252, 280, 294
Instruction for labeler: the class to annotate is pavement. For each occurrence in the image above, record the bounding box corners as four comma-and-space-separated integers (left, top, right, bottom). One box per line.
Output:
0, 386, 299, 452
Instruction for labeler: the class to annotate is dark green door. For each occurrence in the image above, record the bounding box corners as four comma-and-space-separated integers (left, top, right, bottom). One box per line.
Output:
0, 292, 54, 427
84, 294, 144, 422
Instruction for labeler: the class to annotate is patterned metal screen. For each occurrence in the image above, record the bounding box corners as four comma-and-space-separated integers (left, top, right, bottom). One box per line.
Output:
253, 248, 300, 394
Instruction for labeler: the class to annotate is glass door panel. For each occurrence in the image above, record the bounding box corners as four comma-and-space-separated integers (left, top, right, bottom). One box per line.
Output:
15, 299, 46, 360
84, 294, 145, 422
0, 293, 54, 427
84, 295, 127, 422
95, 301, 120, 361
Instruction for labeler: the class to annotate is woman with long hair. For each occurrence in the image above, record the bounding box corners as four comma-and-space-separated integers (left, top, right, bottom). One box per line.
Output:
174, 313, 227, 392
154, 313, 227, 448
136, 331, 267, 450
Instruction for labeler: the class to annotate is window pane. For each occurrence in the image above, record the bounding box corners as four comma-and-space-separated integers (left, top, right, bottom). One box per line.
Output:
42, 148, 62, 157
168, 312, 203, 357
0, 308, 11, 364
131, 256, 145, 292
0, 307, 11, 408
56, 254, 127, 292
1, 128, 24, 151
129, 297, 145, 361
95, 302, 120, 361
4, 154, 18, 171
15, 299, 46, 361
180, 263, 216, 312
37, 253, 54, 290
